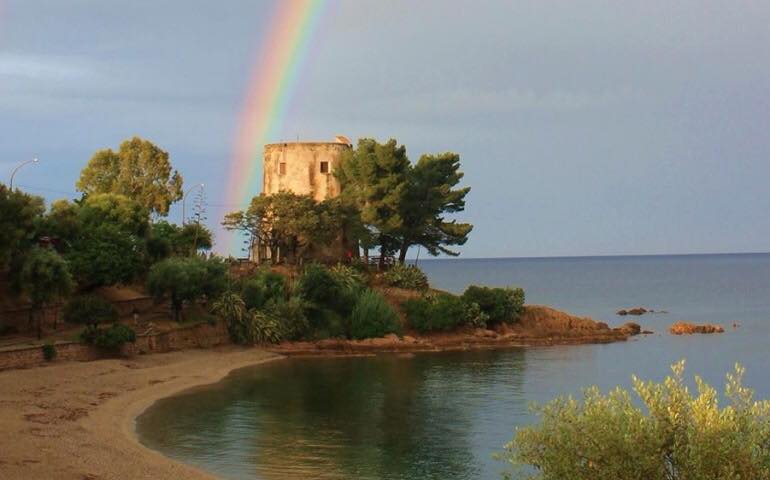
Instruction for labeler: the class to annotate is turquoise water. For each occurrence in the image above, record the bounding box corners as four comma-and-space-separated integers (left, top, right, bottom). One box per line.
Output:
137, 253, 770, 479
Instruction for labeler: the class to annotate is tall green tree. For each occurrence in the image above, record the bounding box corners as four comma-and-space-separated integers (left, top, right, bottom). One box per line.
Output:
336, 138, 411, 267
76, 137, 183, 216
56, 194, 150, 288
223, 193, 282, 261
17, 248, 74, 338
0, 184, 45, 268
223, 191, 340, 264
147, 256, 227, 321
396, 152, 472, 262
67, 223, 145, 288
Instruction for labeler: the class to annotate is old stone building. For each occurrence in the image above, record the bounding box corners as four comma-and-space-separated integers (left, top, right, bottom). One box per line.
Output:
252, 136, 353, 263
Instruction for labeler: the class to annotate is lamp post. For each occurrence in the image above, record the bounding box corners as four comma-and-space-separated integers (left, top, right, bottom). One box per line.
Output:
181, 183, 204, 225
9, 157, 39, 189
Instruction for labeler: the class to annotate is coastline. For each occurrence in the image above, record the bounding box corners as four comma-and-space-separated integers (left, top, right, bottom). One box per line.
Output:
0, 347, 283, 480
0, 304, 633, 479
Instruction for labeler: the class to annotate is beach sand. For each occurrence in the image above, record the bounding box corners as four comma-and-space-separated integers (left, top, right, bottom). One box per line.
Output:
0, 347, 282, 480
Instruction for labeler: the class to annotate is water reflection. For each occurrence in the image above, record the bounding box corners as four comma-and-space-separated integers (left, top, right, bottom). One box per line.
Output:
138, 349, 532, 480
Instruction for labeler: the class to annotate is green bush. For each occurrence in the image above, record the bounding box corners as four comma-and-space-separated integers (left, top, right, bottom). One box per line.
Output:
266, 296, 310, 341
249, 310, 284, 344
81, 323, 136, 350
501, 361, 770, 480
330, 263, 366, 290
348, 289, 401, 339
403, 293, 483, 332
297, 263, 360, 330
147, 256, 228, 322
296, 263, 338, 306
383, 263, 429, 290
461, 285, 524, 325
62, 295, 118, 326
42, 342, 56, 361
241, 269, 287, 310
212, 292, 250, 344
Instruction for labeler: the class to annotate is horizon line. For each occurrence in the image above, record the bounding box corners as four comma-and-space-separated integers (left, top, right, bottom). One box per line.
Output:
414, 250, 770, 262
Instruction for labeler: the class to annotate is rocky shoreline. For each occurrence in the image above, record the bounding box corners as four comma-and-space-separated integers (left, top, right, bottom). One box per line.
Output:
269, 304, 634, 356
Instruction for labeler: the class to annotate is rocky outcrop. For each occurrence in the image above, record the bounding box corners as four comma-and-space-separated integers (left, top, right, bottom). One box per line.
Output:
268, 305, 630, 356
617, 322, 642, 335
617, 307, 647, 316
669, 322, 724, 335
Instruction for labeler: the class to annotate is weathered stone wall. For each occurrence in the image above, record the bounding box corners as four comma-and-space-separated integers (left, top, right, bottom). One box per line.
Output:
263, 142, 350, 202
0, 321, 230, 371
0, 297, 155, 335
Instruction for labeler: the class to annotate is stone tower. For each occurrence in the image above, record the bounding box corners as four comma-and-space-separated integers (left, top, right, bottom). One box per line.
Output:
252, 136, 353, 263
262, 137, 352, 202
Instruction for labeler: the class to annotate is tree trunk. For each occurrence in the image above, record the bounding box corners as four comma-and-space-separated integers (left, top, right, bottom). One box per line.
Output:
398, 240, 410, 264
172, 296, 181, 322
378, 246, 386, 270
35, 309, 41, 340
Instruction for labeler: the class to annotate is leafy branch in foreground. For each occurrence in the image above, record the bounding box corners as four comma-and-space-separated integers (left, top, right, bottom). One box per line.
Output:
500, 360, 770, 480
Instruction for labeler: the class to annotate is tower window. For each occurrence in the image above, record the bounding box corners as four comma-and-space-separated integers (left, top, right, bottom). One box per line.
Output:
279, 162, 286, 175
320, 161, 329, 174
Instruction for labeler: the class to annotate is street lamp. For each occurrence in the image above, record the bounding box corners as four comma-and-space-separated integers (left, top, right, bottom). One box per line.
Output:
9, 157, 39, 189
182, 183, 204, 225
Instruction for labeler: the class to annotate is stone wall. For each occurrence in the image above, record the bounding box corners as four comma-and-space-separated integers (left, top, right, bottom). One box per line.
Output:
263, 141, 350, 202
0, 297, 155, 335
0, 321, 230, 371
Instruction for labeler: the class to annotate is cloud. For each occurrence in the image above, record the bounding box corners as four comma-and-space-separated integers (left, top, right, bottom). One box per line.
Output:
356, 86, 635, 118
0, 53, 94, 80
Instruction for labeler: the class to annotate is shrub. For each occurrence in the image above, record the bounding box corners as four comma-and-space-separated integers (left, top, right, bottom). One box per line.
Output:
463, 301, 490, 328
403, 293, 481, 332
81, 323, 136, 350
241, 269, 287, 310
42, 342, 56, 361
383, 263, 429, 291
147, 256, 228, 322
461, 285, 524, 325
296, 263, 338, 306
330, 263, 366, 290
297, 263, 360, 329
348, 289, 401, 339
62, 295, 118, 326
248, 310, 284, 344
212, 292, 250, 344
501, 361, 770, 480
266, 296, 310, 340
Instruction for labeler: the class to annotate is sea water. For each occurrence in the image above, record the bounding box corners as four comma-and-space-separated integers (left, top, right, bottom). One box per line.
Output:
137, 253, 770, 479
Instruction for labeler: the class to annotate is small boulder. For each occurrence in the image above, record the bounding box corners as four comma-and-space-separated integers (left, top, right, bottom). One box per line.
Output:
616, 309, 628, 316
669, 322, 724, 335
626, 307, 647, 316
618, 322, 641, 335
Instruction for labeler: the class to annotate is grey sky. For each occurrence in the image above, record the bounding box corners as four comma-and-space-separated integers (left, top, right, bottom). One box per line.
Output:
1, 0, 769, 258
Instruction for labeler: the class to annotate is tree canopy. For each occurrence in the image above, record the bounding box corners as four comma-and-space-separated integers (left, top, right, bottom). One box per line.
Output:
223, 191, 342, 264
76, 137, 183, 216
337, 138, 411, 262
337, 138, 472, 264
17, 247, 74, 338
396, 152, 472, 262
0, 184, 45, 268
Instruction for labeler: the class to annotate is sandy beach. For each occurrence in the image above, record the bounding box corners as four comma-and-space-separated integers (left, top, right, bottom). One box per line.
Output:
0, 347, 282, 480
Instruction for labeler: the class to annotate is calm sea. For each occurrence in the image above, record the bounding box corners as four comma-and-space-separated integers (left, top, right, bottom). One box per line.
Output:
137, 253, 770, 479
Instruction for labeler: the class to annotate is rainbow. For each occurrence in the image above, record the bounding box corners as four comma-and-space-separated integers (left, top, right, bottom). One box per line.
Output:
223, 0, 330, 254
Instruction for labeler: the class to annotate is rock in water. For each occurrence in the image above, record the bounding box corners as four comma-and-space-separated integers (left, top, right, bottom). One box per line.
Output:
669, 321, 724, 335
618, 322, 641, 335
